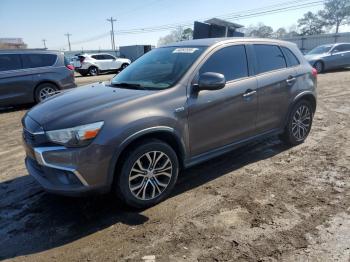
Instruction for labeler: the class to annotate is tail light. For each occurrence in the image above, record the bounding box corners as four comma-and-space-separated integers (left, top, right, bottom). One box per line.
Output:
79, 56, 85, 63
312, 68, 318, 77
66, 64, 74, 70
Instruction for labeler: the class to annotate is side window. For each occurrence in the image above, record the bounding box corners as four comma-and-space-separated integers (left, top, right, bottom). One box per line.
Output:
91, 55, 102, 60
337, 44, 350, 52
281, 47, 300, 67
199, 45, 248, 81
22, 54, 57, 68
0, 54, 22, 71
103, 55, 115, 60
254, 45, 286, 74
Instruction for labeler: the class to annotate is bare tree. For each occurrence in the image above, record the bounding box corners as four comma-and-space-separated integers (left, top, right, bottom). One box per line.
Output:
274, 27, 288, 38
158, 27, 193, 46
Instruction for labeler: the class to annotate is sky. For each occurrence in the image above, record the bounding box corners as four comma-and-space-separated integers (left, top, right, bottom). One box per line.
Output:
0, 0, 344, 51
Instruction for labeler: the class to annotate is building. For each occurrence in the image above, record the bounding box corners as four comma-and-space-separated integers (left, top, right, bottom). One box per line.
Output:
0, 38, 27, 49
193, 18, 244, 39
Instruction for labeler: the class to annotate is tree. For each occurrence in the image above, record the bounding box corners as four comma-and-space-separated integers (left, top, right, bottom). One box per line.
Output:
246, 23, 274, 38
274, 27, 288, 38
157, 27, 193, 46
319, 0, 350, 33
298, 11, 325, 35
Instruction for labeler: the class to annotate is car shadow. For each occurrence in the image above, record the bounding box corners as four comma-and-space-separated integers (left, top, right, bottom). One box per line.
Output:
0, 104, 33, 114
0, 136, 289, 260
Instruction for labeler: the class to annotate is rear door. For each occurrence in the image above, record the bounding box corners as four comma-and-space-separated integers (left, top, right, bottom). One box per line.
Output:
188, 44, 258, 156
104, 54, 119, 70
253, 44, 297, 133
91, 55, 108, 70
0, 53, 34, 106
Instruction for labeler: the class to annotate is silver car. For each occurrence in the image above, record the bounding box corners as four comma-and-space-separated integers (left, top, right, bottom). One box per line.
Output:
305, 43, 350, 73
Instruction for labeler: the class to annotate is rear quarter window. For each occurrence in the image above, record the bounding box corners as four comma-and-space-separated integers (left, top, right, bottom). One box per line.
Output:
22, 54, 57, 68
0, 54, 22, 71
281, 47, 300, 67
254, 45, 286, 74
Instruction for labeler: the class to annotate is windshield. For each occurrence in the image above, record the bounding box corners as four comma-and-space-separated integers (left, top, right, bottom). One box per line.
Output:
307, 45, 332, 55
111, 46, 206, 90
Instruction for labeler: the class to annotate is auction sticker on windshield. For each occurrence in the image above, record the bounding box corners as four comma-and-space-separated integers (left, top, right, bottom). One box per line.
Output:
173, 48, 199, 54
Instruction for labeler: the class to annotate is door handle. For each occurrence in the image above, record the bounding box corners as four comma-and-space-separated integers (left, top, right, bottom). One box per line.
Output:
286, 76, 296, 86
243, 89, 257, 98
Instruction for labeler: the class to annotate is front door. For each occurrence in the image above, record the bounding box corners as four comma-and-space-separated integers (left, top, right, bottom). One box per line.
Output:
188, 45, 258, 157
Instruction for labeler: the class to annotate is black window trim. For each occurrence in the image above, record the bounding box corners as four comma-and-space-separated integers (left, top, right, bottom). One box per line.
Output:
253, 44, 288, 76
195, 43, 252, 85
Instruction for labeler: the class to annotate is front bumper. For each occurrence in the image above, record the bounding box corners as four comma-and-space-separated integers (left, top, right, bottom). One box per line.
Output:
23, 135, 110, 196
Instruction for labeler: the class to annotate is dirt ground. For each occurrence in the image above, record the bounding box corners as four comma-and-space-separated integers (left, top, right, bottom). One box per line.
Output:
0, 70, 349, 261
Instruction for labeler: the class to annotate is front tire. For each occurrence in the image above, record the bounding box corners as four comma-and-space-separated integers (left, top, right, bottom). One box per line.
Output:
120, 63, 129, 71
114, 139, 179, 209
280, 100, 313, 146
314, 61, 324, 73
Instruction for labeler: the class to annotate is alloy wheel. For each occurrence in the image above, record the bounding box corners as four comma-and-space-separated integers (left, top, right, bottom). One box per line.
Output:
291, 104, 311, 141
128, 151, 173, 201
39, 86, 56, 101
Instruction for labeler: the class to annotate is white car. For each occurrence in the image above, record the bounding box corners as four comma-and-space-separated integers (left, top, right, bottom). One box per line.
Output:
74, 53, 131, 76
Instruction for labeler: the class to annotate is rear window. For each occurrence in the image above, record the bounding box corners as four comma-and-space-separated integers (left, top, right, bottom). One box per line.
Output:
21, 54, 57, 68
281, 47, 300, 67
0, 54, 22, 71
254, 45, 286, 74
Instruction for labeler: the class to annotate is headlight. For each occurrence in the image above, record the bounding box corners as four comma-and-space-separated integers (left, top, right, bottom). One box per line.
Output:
46, 121, 104, 147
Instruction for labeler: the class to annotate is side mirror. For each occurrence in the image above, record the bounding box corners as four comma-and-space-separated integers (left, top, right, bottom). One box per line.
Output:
331, 49, 339, 55
194, 72, 226, 92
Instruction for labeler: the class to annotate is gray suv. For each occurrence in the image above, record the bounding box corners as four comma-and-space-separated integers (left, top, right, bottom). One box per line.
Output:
22, 38, 317, 208
0, 50, 76, 107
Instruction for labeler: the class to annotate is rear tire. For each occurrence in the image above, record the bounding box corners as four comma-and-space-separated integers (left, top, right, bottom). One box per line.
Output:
88, 66, 99, 76
314, 61, 324, 73
34, 83, 58, 103
114, 139, 179, 209
280, 100, 314, 146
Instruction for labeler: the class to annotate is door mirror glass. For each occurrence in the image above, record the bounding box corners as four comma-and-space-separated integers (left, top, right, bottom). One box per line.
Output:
195, 72, 226, 91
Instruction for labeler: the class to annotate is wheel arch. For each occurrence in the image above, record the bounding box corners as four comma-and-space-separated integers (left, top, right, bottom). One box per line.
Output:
107, 127, 186, 189
283, 92, 317, 128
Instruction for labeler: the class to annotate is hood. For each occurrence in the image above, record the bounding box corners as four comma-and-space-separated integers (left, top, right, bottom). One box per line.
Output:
304, 53, 328, 61
27, 82, 153, 130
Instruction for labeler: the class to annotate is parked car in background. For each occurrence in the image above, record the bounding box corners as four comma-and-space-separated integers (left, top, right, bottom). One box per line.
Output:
0, 50, 76, 107
22, 38, 317, 208
74, 53, 131, 76
305, 43, 350, 73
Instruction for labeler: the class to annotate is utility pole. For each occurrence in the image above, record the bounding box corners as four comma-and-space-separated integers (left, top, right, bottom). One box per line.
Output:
42, 39, 47, 49
64, 33, 72, 51
107, 17, 116, 50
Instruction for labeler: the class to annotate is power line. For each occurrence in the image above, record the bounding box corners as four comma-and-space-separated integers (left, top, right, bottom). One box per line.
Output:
107, 17, 117, 50
64, 33, 72, 51
54, 0, 324, 49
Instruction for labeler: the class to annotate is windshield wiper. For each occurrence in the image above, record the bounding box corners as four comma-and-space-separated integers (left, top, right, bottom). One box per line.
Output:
111, 82, 146, 90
